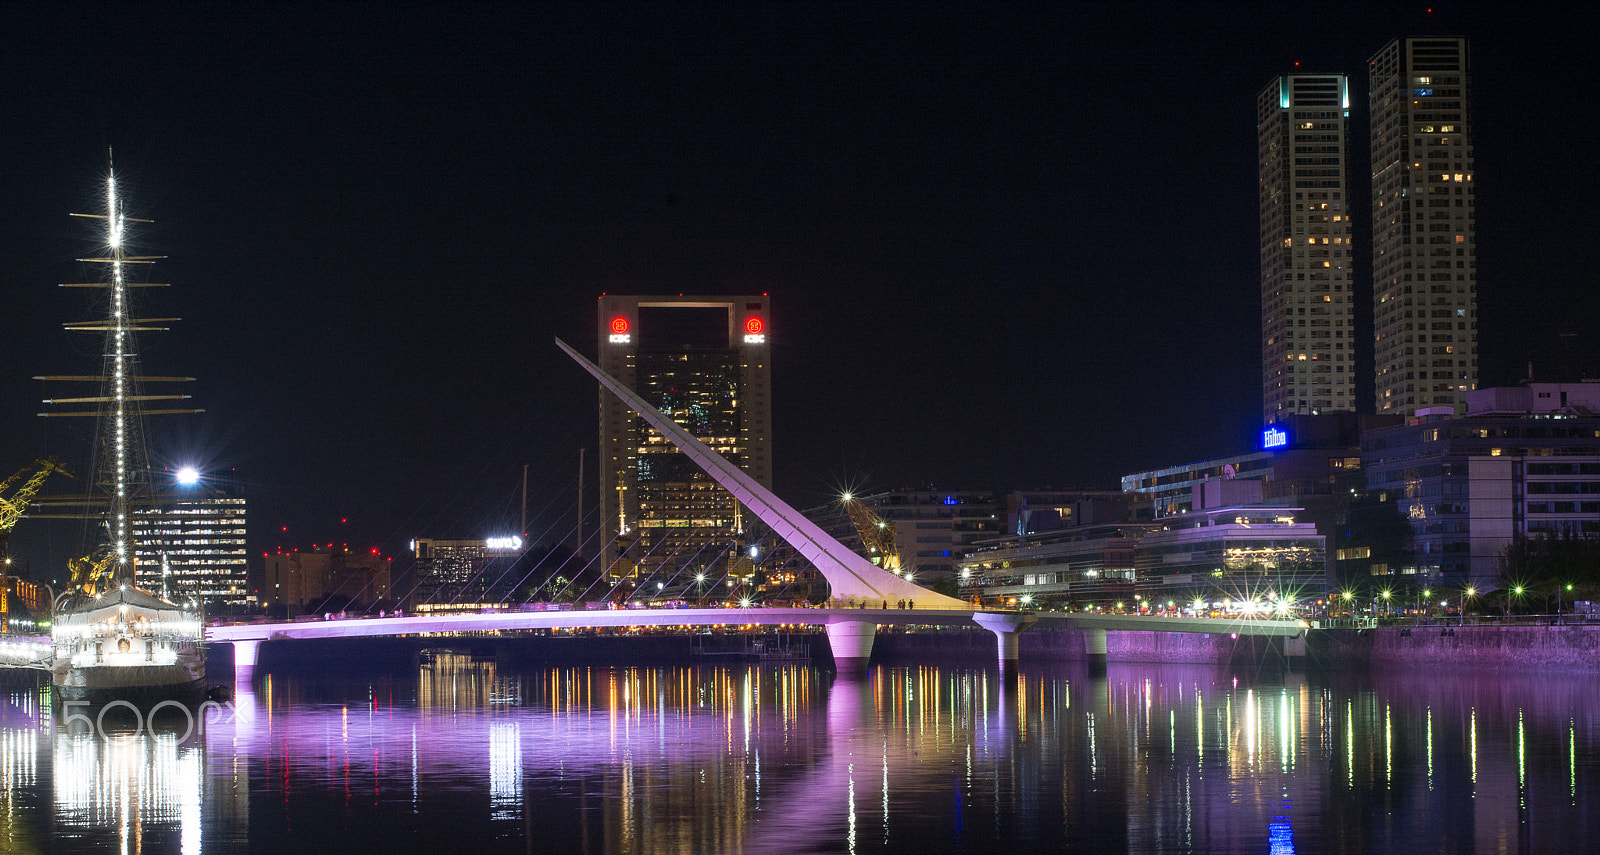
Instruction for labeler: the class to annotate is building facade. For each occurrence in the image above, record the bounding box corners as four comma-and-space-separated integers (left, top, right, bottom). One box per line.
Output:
1258, 73, 1356, 422
130, 486, 250, 607
1356, 388, 1600, 591
263, 546, 392, 614
1369, 37, 1477, 416
408, 537, 525, 610
0, 574, 50, 624
597, 295, 772, 583
803, 489, 999, 584
961, 508, 1324, 609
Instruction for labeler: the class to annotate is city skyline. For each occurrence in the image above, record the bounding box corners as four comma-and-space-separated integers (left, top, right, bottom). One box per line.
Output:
2, 3, 1596, 583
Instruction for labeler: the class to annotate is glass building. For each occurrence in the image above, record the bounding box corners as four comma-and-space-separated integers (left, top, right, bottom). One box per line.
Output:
597, 296, 772, 584
130, 486, 250, 607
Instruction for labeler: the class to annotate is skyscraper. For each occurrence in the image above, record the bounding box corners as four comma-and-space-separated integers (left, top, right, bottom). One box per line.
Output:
1258, 74, 1355, 424
1369, 37, 1476, 415
596, 295, 772, 583
130, 484, 250, 607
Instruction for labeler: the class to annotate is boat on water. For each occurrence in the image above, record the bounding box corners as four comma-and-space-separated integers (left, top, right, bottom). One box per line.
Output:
51, 586, 206, 703
39, 159, 209, 703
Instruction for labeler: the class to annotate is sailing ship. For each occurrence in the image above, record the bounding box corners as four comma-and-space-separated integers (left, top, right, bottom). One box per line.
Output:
42, 162, 207, 702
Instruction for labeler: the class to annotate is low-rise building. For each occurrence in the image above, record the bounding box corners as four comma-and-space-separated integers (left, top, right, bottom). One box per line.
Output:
1353, 386, 1600, 591
962, 507, 1324, 609
408, 536, 527, 610
802, 489, 999, 584
264, 546, 392, 614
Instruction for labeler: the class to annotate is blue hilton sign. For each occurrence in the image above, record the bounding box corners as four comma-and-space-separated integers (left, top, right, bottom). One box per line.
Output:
1262, 427, 1288, 449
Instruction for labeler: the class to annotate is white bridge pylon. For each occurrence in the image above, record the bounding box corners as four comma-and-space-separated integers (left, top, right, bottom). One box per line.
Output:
557, 337, 968, 609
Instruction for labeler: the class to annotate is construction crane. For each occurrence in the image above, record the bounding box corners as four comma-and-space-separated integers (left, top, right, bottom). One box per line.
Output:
0, 457, 74, 567
840, 493, 901, 574
68, 542, 118, 597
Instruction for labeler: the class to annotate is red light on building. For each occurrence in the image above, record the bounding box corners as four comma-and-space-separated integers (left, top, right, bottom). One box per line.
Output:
610, 317, 630, 334
745, 317, 764, 334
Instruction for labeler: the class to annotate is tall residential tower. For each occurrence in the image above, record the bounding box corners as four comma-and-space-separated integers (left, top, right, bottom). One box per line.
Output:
1369, 37, 1476, 415
1258, 74, 1355, 424
596, 295, 772, 583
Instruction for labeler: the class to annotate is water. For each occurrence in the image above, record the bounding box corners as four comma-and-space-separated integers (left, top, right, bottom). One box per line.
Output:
2, 655, 1597, 854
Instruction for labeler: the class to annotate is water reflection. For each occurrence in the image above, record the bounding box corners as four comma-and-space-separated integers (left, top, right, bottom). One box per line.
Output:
2, 658, 1600, 853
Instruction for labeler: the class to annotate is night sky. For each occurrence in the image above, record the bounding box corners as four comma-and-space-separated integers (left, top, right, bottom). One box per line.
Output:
3, 2, 1597, 583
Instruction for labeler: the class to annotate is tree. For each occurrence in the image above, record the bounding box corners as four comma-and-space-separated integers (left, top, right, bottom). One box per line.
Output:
1499, 531, 1600, 612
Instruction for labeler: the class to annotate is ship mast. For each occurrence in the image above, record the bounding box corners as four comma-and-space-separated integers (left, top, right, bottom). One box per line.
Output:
36, 161, 201, 593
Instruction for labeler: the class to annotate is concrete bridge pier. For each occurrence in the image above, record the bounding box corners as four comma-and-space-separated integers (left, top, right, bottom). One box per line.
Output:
232, 639, 263, 686
1284, 634, 1307, 664
973, 613, 1038, 675
826, 620, 876, 677
1082, 628, 1108, 672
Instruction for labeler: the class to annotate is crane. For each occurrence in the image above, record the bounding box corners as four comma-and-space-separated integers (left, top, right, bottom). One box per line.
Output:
840, 493, 901, 574
68, 542, 118, 597
0, 457, 74, 567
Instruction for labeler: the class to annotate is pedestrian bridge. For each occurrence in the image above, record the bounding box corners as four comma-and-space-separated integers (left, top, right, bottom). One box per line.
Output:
206, 607, 1309, 683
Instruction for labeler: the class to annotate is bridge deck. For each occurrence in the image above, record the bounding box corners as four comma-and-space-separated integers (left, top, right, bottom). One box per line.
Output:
205, 608, 1308, 643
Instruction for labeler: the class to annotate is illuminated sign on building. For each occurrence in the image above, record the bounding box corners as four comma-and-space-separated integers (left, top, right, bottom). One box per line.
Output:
485, 536, 524, 551
609, 317, 632, 344
743, 316, 766, 344
1263, 427, 1289, 449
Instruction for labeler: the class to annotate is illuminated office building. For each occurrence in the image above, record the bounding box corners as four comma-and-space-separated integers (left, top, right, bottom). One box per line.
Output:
1370, 37, 1476, 415
1258, 73, 1355, 423
408, 536, 525, 610
597, 295, 772, 582
130, 486, 250, 606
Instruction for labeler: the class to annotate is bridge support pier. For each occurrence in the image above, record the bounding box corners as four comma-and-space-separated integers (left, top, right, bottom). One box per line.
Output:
232, 640, 263, 686
1284, 634, 1306, 663
1082, 628, 1108, 673
826, 621, 876, 677
973, 612, 1038, 675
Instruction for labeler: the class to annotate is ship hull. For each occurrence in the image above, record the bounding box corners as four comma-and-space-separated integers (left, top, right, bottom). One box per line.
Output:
52, 656, 207, 704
